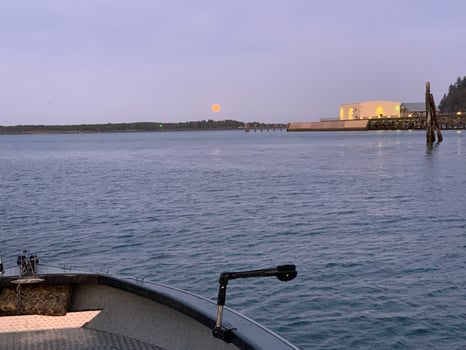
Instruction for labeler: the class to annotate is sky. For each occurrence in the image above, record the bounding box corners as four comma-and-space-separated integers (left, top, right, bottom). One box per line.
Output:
1, 0, 465, 125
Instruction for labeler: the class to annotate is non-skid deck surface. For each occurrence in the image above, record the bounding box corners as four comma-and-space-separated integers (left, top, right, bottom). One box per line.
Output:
0, 311, 101, 333
0, 328, 167, 350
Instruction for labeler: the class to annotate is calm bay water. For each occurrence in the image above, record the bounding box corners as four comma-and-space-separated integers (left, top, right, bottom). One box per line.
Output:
1, 130, 465, 349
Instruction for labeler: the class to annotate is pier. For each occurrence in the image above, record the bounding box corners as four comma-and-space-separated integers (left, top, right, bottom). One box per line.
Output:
367, 113, 466, 131
244, 123, 286, 132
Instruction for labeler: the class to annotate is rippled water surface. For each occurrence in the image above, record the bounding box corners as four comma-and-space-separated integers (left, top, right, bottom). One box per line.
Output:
1, 130, 465, 349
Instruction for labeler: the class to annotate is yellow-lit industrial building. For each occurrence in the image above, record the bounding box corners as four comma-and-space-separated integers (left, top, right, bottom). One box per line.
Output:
340, 100, 401, 120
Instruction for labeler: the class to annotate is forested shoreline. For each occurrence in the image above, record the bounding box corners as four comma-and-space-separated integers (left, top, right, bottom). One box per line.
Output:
439, 76, 466, 113
0, 120, 286, 135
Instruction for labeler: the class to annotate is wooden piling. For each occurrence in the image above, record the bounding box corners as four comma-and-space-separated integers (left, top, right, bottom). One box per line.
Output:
425, 82, 443, 144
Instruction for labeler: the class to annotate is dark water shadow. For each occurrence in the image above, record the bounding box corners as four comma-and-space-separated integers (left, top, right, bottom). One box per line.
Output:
426, 142, 441, 158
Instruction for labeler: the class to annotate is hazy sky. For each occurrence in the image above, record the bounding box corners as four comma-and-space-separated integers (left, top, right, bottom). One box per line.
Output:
1, 0, 465, 125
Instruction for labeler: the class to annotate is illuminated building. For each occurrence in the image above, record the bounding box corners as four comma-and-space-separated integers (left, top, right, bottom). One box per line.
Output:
339, 100, 401, 120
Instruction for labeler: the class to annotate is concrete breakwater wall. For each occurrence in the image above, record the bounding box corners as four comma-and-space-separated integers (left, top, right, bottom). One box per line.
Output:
287, 120, 369, 131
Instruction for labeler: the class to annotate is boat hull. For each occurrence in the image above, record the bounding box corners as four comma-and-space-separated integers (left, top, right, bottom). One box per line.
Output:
0, 265, 298, 350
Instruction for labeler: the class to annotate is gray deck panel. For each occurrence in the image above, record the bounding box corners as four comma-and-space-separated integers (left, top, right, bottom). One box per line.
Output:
0, 328, 167, 350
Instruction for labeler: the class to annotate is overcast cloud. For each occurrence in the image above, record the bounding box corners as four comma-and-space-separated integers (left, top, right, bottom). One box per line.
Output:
1, 0, 465, 125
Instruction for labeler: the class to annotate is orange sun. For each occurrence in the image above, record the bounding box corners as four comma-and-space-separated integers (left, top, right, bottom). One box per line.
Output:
211, 104, 221, 113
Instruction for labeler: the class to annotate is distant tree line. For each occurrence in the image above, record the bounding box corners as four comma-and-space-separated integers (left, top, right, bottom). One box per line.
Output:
0, 120, 286, 135
439, 76, 466, 113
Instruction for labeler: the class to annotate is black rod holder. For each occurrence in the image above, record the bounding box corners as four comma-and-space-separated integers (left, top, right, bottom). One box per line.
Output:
212, 264, 297, 342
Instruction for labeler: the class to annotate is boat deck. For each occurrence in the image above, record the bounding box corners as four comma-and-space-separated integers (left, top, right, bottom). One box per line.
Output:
0, 312, 166, 350
0, 328, 166, 350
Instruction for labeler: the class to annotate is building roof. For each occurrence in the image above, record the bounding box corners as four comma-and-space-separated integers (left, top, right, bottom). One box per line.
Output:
401, 102, 425, 112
